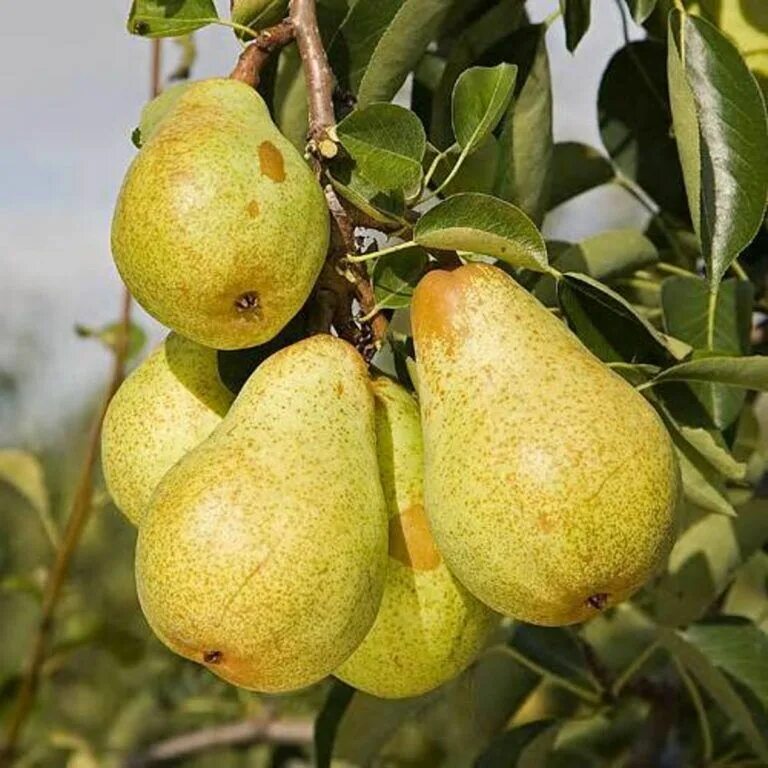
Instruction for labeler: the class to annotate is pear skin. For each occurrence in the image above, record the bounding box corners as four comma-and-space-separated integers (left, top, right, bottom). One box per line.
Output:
101, 333, 234, 526
136, 335, 387, 692
112, 79, 329, 349
336, 378, 497, 699
411, 264, 680, 625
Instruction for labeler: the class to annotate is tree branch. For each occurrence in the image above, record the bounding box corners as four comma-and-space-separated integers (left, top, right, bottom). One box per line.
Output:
124, 716, 314, 767
229, 19, 296, 88
290, 0, 337, 158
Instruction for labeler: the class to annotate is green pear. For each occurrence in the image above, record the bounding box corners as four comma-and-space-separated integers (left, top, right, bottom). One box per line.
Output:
102, 333, 234, 526
231, 0, 287, 33
336, 378, 497, 698
136, 335, 387, 692
411, 264, 680, 626
112, 79, 329, 350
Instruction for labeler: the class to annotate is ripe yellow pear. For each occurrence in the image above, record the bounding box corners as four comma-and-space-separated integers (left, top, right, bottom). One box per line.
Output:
336, 378, 497, 698
136, 335, 387, 692
411, 264, 680, 626
101, 333, 234, 526
112, 79, 329, 349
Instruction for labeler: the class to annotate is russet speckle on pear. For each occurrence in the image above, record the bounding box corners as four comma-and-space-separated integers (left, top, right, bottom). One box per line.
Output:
336, 377, 497, 699
135, 335, 388, 692
101, 333, 234, 526
111, 78, 329, 350
411, 263, 681, 626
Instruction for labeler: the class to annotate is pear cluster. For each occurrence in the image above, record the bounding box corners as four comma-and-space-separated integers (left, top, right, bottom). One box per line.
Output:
105, 81, 680, 698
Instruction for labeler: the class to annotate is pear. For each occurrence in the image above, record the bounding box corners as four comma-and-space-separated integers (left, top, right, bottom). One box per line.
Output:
101, 333, 234, 526
411, 264, 680, 626
112, 79, 329, 350
136, 335, 387, 692
336, 378, 497, 698
231, 0, 287, 33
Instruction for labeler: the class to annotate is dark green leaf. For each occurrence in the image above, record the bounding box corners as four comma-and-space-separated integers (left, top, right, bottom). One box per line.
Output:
668, 11, 768, 287
548, 142, 615, 210
329, 159, 405, 225
475, 721, 557, 768
560, 0, 592, 52
329, 0, 453, 107
127, 0, 218, 37
599, 41, 689, 220
659, 627, 768, 760
686, 618, 768, 710
372, 247, 428, 310
452, 64, 517, 154
652, 356, 768, 390
315, 680, 355, 768
414, 193, 548, 272
624, 0, 658, 24
336, 103, 426, 193
494, 25, 553, 225
557, 272, 681, 365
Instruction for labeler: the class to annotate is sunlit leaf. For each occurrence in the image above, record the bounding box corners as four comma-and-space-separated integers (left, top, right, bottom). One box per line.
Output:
127, 0, 218, 37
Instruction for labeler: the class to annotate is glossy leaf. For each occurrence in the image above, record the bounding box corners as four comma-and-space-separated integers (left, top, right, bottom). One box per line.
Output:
414, 193, 548, 272
660, 627, 768, 760
560, 0, 592, 53
494, 25, 553, 225
548, 142, 615, 210
336, 103, 426, 193
668, 10, 768, 287
372, 247, 428, 310
452, 64, 517, 155
127, 0, 218, 37
329, 0, 453, 107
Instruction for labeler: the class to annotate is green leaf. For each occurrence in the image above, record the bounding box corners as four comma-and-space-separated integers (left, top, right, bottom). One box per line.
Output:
127, 0, 218, 37
660, 276, 753, 429
75, 321, 147, 362
372, 247, 428, 310
652, 356, 768, 390
560, 0, 592, 52
414, 193, 548, 272
564, 229, 658, 282
132, 82, 192, 148
685, 619, 768, 710
329, 161, 405, 225
429, 137, 501, 197
623, 0, 658, 24
599, 41, 689, 220
315, 681, 355, 768
557, 272, 682, 364
336, 103, 426, 193
329, 0, 453, 107
231, 0, 286, 33
474, 721, 558, 768
169, 34, 197, 80
452, 64, 517, 155
659, 627, 768, 761
668, 11, 768, 287
676, 426, 746, 481
548, 142, 615, 210
494, 25, 553, 226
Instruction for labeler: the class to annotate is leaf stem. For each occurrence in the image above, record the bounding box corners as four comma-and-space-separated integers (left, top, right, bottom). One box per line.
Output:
707, 282, 720, 350
611, 641, 660, 697
345, 240, 416, 263
489, 645, 602, 705
544, 7, 563, 29
418, 143, 459, 199
671, 656, 713, 763
656, 262, 696, 278
730, 258, 749, 282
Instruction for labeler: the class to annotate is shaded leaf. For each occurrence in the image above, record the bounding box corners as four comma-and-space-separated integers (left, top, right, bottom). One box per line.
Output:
315, 680, 355, 768
336, 103, 426, 193
414, 193, 548, 272
624, 0, 658, 24
560, 0, 592, 53
564, 229, 658, 282
557, 272, 682, 364
659, 627, 768, 760
452, 64, 517, 155
494, 25, 553, 225
668, 11, 768, 287
475, 720, 557, 768
548, 142, 615, 210
329, 159, 405, 225
127, 0, 218, 37
429, 137, 500, 197
372, 247, 428, 310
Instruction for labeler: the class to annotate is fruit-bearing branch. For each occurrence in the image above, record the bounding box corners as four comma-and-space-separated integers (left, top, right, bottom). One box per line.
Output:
230, 19, 296, 88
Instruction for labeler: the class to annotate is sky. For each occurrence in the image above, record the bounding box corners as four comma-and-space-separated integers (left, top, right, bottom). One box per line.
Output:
0, 0, 643, 448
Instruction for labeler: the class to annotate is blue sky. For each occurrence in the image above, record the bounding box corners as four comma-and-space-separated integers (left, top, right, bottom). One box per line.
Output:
0, 0, 643, 448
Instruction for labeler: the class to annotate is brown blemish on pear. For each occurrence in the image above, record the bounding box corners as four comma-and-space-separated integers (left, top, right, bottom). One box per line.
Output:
246, 199, 260, 217
388, 504, 441, 571
259, 140, 285, 182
